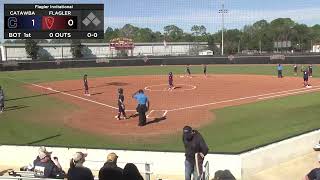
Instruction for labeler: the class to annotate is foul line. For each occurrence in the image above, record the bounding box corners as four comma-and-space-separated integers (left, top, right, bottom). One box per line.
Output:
6, 77, 320, 115
258, 87, 320, 100
167, 85, 320, 112
6, 77, 135, 112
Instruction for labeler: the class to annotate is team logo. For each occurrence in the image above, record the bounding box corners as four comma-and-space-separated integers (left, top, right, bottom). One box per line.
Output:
45, 17, 55, 29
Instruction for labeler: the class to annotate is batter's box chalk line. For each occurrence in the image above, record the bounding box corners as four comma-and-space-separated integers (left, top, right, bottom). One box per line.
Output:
146, 110, 168, 119
144, 84, 196, 92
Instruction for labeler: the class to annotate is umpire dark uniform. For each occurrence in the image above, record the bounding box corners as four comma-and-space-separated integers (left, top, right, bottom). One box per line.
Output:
133, 90, 150, 126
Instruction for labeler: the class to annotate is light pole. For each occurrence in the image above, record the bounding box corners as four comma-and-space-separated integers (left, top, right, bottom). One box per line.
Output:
219, 3, 228, 56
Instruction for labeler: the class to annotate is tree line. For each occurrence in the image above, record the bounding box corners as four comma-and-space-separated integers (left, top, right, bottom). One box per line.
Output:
103, 18, 320, 54
5, 17, 320, 57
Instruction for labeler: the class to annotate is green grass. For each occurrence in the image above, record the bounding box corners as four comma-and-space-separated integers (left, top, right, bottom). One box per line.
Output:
201, 92, 320, 153
1, 64, 319, 153
1, 64, 315, 83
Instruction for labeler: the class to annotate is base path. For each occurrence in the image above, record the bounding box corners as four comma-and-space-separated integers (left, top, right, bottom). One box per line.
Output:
25, 74, 320, 137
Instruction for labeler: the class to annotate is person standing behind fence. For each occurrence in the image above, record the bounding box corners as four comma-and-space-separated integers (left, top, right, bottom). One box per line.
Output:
183, 126, 209, 180
132, 89, 150, 126
277, 64, 283, 78
0, 86, 4, 113
67, 152, 93, 180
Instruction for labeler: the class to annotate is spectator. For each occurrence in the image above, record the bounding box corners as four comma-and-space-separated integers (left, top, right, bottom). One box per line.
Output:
213, 170, 236, 180
0, 86, 4, 113
123, 163, 143, 180
99, 152, 123, 180
305, 154, 320, 180
33, 147, 64, 179
67, 152, 94, 180
183, 126, 209, 180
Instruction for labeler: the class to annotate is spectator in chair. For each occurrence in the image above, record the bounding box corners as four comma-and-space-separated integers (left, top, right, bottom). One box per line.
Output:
123, 163, 144, 180
183, 126, 209, 180
67, 152, 94, 180
305, 154, 320, 180
99, 152, 123, 180
33, 147, 64, 179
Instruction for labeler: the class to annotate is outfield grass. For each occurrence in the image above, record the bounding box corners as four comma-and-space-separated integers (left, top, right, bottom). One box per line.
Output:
1, 65, 319, 153
2, 64, 316, 83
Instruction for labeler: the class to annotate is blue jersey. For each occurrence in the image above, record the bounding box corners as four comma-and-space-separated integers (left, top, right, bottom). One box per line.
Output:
277, 65, 283, 71
134, 93, 148, 105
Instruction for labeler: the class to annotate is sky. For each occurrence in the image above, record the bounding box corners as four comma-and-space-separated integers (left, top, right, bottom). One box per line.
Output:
1, 0, 320, 41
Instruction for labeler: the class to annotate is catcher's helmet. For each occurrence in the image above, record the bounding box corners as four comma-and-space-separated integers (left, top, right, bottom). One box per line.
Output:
118, 88, 124, 94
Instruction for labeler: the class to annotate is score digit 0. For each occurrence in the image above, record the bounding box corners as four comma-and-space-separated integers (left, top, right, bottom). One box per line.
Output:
68, 19, 74, 27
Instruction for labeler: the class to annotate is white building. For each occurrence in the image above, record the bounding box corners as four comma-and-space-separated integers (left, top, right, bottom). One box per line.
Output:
0, 42, 208, 61
199, 50, 213, 56
312, 45, 320, 53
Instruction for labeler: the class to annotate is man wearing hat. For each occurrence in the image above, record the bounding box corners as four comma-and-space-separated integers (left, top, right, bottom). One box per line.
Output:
33, 147, 64, 178
132, 89, 150, 126
67, 152, 94, 180
183, 126, 209, 180
99, 152, 123, 180
305, 154, 320, 180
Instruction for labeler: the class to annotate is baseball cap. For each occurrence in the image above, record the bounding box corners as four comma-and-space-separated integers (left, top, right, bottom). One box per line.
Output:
183, 126, 192, 133
73, 152, 87, 162
38, 146, 52, 159
107, 152, 118, 162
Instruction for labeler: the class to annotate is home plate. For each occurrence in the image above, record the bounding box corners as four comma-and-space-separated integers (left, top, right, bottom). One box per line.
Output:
306, 85, 312, 88
47, 87, 53, 90
179, 76, 185, 78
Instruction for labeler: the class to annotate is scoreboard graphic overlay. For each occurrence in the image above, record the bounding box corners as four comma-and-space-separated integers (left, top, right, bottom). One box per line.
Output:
4, 4, 104, 39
